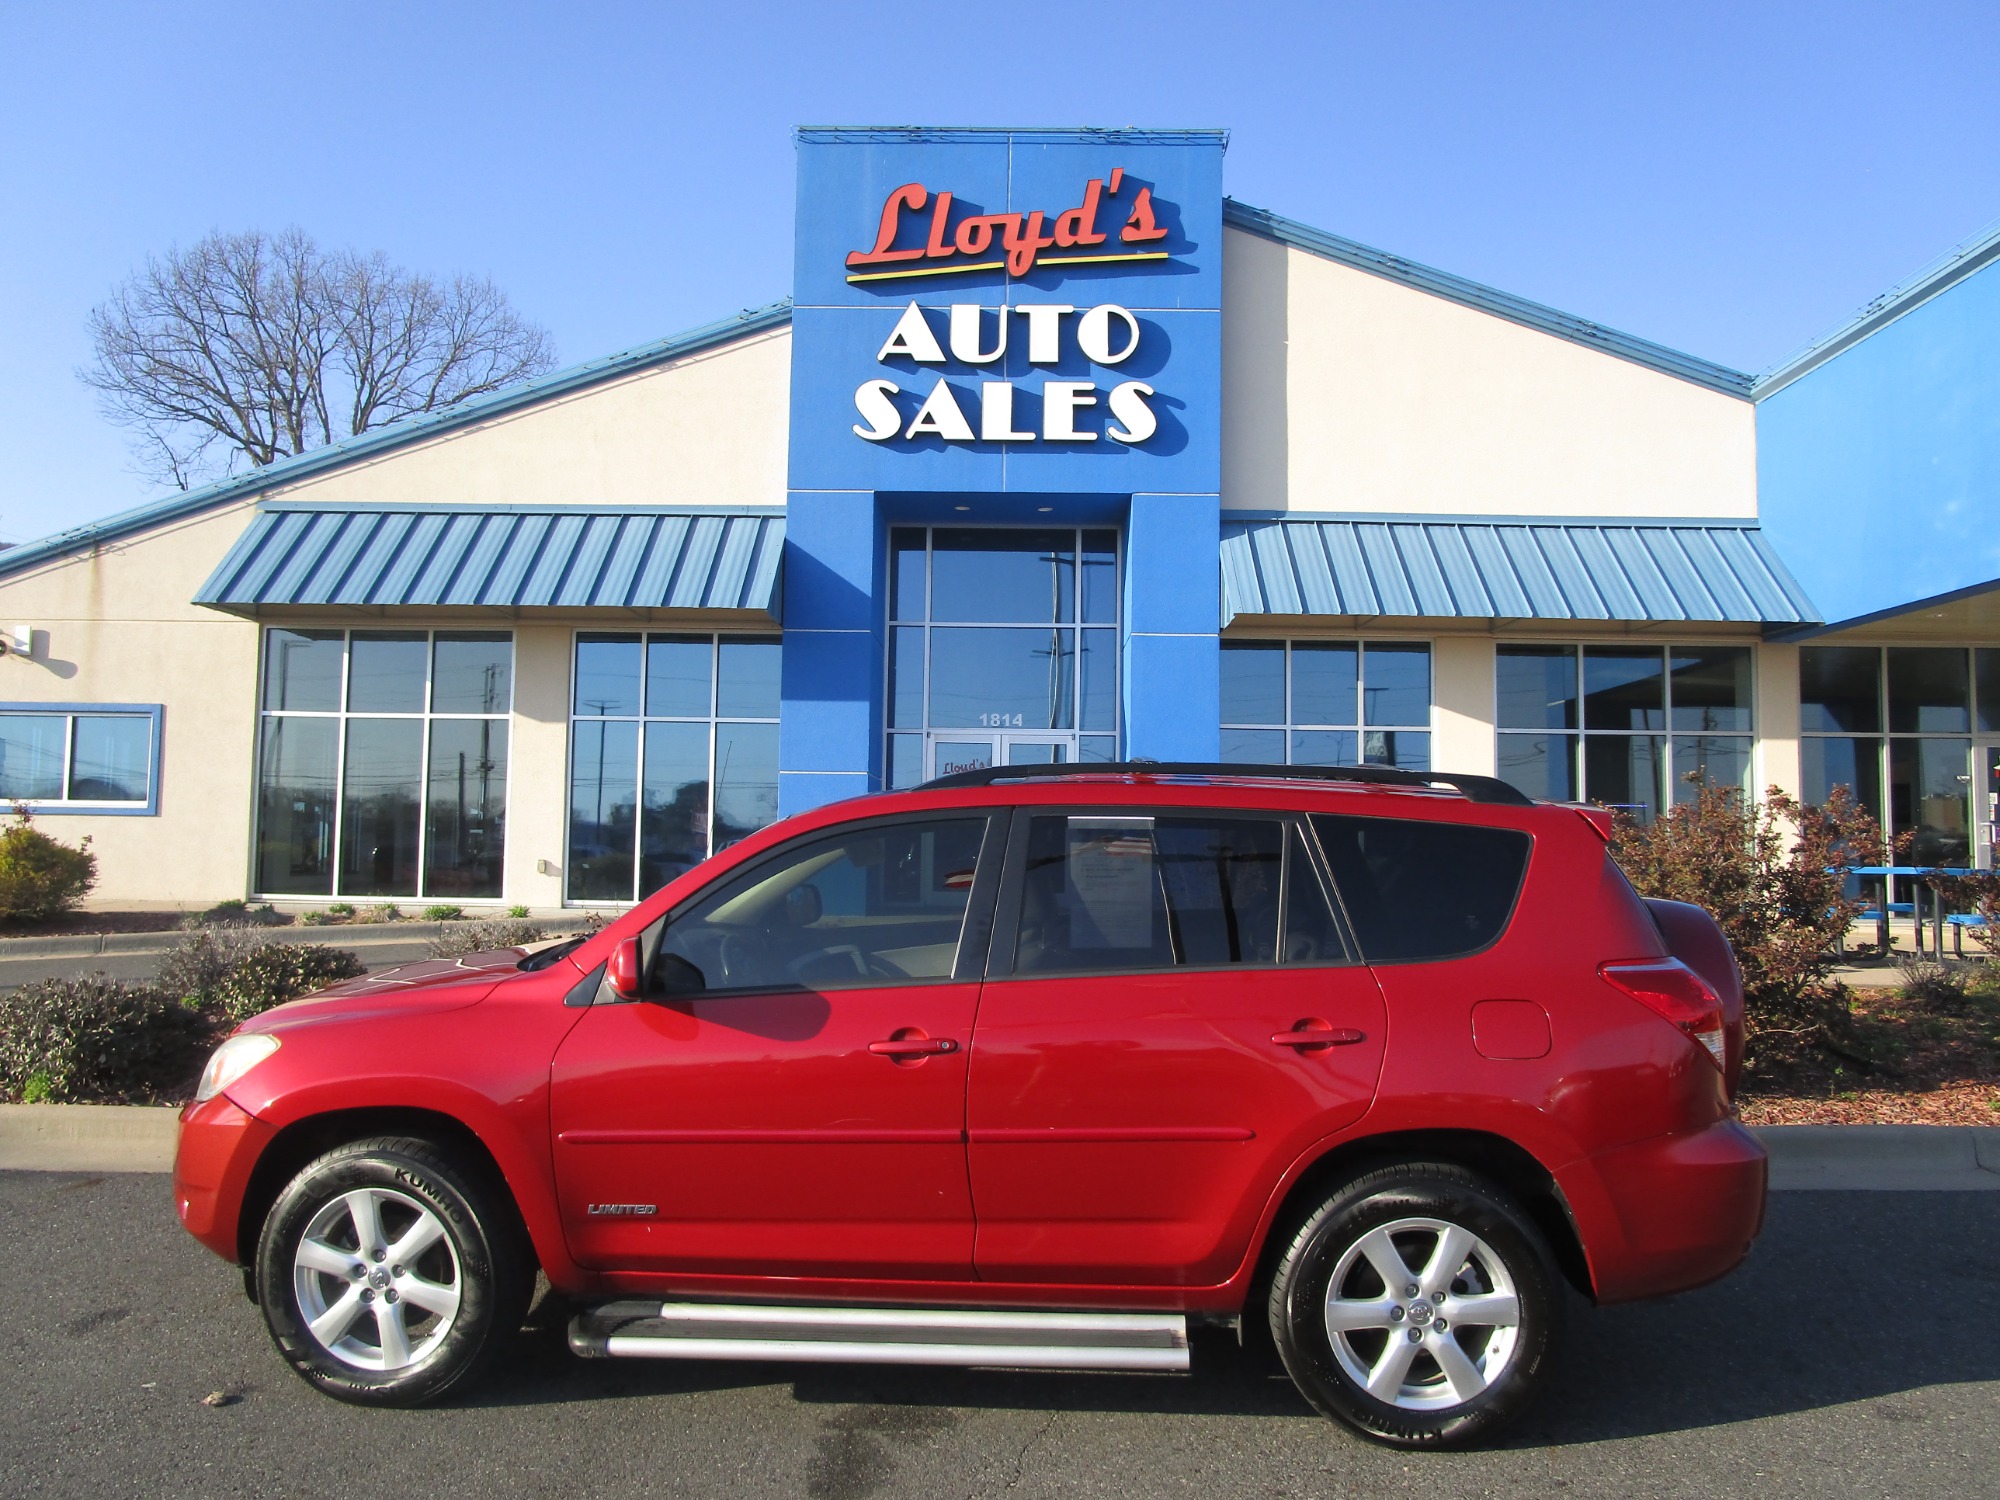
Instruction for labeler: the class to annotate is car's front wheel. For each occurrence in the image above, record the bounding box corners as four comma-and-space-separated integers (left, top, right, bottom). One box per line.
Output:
1268, 1162, 1563, 1448
255, 1136, 532, 1406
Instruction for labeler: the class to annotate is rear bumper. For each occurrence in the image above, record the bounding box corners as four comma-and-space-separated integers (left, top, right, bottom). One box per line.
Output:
173, 1092, 275, 1263
1560, 1117, 1768, 1304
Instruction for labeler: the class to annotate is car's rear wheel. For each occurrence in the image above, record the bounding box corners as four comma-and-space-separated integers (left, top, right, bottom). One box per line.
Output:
255, 1136, 532, 1406
1268, 1162, 1562, 1448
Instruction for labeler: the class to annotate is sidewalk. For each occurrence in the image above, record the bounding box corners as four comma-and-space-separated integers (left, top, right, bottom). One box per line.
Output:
3, 1106, 1997, 1186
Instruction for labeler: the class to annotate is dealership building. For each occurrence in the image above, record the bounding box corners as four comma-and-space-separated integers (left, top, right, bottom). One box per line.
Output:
0, 127, 1993, 909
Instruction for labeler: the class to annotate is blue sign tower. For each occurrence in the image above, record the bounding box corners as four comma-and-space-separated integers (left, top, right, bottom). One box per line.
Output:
780, 127, 1227, 813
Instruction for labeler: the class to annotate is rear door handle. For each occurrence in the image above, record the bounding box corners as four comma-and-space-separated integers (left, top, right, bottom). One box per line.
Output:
1272, 1021, 1365, 1050
869, 1037, 958, 1057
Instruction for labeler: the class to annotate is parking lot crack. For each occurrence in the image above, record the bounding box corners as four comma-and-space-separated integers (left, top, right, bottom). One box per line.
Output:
1003, 1410, 1058, 1492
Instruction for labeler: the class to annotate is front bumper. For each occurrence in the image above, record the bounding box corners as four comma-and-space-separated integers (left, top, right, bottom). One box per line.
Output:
1560, 1116, 1768, 1304
173, 1092, 275, 1263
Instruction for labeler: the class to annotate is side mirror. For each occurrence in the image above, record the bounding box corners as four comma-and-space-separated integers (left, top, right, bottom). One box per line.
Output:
606, 937, 644, 1001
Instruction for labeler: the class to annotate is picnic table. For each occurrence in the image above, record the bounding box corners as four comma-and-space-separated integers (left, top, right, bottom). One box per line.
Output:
1845, 865, 1974, 958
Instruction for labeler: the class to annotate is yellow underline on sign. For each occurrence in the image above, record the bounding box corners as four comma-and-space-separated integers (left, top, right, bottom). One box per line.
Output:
1031, 251, 1172, 268
846, 260, 1005, 283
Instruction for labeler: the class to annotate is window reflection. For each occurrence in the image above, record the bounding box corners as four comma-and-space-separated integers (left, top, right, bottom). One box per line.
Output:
256, 718, 337, 896
1219, 640, 1432, 768
339, 718, 422, 896
425, 719, 507, 898
347, 633, 427, 714
70, 717, 150, 801
263, 630, 343, 712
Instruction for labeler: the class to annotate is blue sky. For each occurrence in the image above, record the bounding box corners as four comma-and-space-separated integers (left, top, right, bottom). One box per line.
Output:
2, 0, 1997, 545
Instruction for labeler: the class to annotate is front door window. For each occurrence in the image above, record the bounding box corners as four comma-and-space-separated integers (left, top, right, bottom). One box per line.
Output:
887, 527, 1120, 787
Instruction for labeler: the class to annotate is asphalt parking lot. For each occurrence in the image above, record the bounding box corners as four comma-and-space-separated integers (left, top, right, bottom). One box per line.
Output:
1, 1172, 1994, 1500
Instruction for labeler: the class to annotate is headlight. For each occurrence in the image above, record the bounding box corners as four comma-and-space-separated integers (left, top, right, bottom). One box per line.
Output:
194, 1033, 280, 1103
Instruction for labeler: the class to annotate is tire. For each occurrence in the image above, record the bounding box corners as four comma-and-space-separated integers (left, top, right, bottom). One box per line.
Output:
1267, 1162, 1563, 1448
255, 1135, 533, 1407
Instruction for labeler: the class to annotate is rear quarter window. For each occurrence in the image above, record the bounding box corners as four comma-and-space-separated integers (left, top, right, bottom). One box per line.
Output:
1312, 813, 1531, 963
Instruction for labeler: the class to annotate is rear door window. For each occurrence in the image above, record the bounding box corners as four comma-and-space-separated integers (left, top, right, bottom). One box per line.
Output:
1312, 814, 1531, 963
1008, 812, 1352, 974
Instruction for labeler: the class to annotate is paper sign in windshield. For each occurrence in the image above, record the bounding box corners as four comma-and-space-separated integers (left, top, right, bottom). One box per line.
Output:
1067, 817, 1156, 948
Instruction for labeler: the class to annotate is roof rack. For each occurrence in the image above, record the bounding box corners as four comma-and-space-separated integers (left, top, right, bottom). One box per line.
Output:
914, 760, 1532, 806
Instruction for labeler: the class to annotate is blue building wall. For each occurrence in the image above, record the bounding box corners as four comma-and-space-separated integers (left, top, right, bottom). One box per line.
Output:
780, 128, 1227, 813
1757, 253, 2000, 625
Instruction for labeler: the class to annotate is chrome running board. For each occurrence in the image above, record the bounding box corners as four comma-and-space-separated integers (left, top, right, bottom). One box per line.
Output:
570, 1301, 1190, 1372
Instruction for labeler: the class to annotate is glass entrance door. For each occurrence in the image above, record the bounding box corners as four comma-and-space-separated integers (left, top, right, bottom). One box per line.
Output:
1979, 745, 2000, 870
886, 526, 1122, 788
927, 734, 1074, 781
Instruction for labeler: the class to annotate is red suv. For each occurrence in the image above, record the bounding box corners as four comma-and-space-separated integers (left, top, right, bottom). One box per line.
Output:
173, 764, 1765, 1448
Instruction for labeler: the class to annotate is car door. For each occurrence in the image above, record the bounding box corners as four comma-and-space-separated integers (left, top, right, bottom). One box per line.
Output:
965, 807, 1388, 1286
549, 810, 1002, 1280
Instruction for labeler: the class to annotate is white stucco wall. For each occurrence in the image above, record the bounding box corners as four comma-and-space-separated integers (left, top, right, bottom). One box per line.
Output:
271, 327, 791, 509
0, 500, 264, 905
1221, 226, 1756, 520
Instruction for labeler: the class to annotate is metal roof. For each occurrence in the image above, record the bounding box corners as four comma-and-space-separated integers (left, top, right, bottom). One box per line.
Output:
1220, 514, 1819, 626
0, 302, 793, 583
195, 503, 784, 618
1753, 213, 2000, 398
1223, 202, 1755, 399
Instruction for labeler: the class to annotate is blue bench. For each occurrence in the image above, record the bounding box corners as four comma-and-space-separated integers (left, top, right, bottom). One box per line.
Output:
1947, 912, 1989, 957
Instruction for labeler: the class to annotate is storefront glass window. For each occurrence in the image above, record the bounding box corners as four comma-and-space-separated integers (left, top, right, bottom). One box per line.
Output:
1978, 650, 2000, 735
1219, 640, 1432, 770
1887, 647, 1970, 733
886, 526, 1119, 785
566, 632, 781, 904
1799, 645, 1881, 732
1800, 645, 1976, 876
1496, 644, 1752, 818
254, 629, 512, 900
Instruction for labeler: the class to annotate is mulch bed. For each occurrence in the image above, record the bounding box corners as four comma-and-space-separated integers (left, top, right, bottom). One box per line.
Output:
1738, 974, 2000, 1125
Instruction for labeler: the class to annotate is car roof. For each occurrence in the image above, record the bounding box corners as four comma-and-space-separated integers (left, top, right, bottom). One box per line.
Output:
913, 761, 1530, 806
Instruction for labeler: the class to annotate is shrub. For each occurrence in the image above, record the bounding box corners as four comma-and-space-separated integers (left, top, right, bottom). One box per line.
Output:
506, 904, 531, 919
326, 902, 356, 918
213, 944, 367, 1022
422, 904, 464, 922
0, 974, 210, 1103
197, 898, 284, 927
158, 923, 263, 1009
354, 902, 402, 924
1611, 779, 1888, 1068
427, 919, 548, 959
0, 808, 97, 920
300, 910, 332, 926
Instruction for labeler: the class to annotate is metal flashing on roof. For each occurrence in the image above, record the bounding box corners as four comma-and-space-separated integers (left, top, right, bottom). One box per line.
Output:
797, 126, 1229, 146
0, 302, 794, 583
1221, 516, 1819, 627
195, 505, 784, 619
1222, 201, 1755, 399
1753, 214, 2000, 398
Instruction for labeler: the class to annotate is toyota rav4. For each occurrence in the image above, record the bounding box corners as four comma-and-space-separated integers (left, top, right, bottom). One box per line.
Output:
173, 762, 1766, 1447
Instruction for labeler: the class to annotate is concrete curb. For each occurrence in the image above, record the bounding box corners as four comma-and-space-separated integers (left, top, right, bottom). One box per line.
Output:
0, 918, 598, 962
1756, 1124, 2000, 1191
0, 1103, 180, 1172
3, 1106, 1998, 1185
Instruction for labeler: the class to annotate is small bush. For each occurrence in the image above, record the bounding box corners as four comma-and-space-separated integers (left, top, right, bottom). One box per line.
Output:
427, 919, 548, 959
158, 923, 264, 1009
1895, 954, 1969, 1010
422, 904, 464, 922
0, 974, 210, 1103
300, 910, 332, 926
214, 944, 367, 1022
326, 903, 355, 919
1612, 779, 1889, 1070
506, 904, 530, 919
0, 808, 97, 921
353, 902, 402, 925
197, 899, 285, 927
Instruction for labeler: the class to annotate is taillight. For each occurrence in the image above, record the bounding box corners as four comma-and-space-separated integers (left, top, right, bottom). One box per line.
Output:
1598, 957, 1726, 1071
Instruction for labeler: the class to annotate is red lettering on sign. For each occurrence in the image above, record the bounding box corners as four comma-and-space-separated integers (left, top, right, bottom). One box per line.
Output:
846, 183, 928, 268
845, 170, 1174, 281
1120, 186, 1168, 243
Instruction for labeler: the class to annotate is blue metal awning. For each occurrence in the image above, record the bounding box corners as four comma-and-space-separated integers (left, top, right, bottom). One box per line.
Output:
1220, 516, 1819, 627
195, 503, 784, 619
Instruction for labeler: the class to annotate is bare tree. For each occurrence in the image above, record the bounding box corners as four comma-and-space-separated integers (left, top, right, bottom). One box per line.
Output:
82, 229, 556, 489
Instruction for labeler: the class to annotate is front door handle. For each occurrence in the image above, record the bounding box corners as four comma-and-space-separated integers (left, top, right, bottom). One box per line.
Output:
1272, 1020, 1366, 1051
868, 1036, 959, 1058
